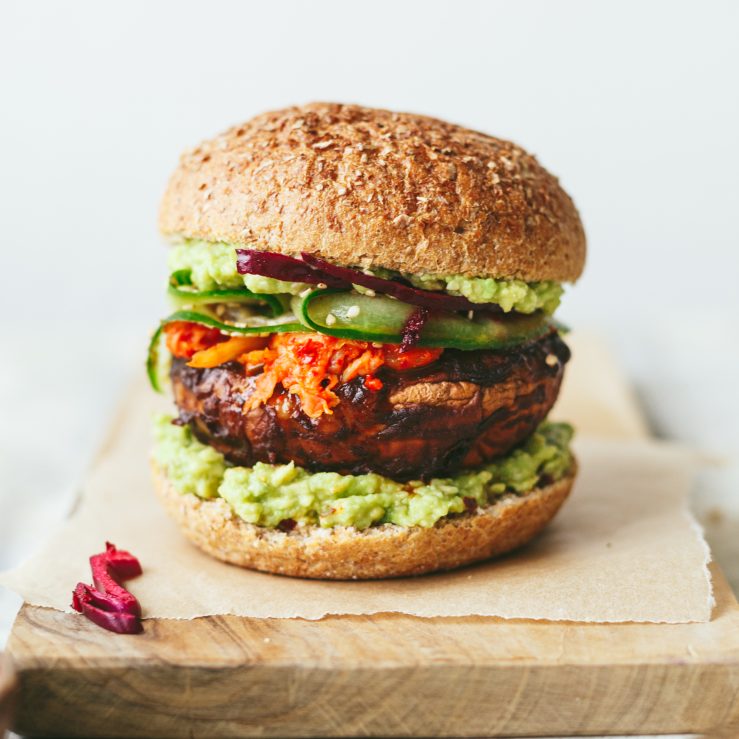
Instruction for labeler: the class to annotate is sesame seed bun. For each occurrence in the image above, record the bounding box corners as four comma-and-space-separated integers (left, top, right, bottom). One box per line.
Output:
152, 461, 576, 580
159, 103, 586, 282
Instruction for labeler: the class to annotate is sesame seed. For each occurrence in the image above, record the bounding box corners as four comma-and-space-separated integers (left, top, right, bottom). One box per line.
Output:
346, 305, 360, 318
545, 354, 559, 367
467, 310, 475, 320
317, 282, 327, 290
325, 313, 337, 326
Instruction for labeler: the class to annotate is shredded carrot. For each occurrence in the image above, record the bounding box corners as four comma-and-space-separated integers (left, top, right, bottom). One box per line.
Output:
165, 323, 443, 419
242, 334, 386, 418
188, 336, 269, 368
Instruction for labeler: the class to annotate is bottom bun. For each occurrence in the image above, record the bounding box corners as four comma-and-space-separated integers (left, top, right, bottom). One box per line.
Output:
152, 461, 576, 580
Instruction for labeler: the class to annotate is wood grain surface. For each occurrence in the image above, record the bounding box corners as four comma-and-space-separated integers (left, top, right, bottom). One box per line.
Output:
6, 566, 739, 737
5, 334, 739, 737
0, 653, 16, 737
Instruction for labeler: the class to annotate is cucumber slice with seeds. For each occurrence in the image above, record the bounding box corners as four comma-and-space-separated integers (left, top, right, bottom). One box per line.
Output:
294, 291, 552, 350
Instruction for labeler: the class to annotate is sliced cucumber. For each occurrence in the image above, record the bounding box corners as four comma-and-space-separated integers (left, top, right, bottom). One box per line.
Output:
295, 291, 552, 350
146, 310, 306, 393
146, 323, 167, 393
148, 289, 557, 392
167, 272, 284, 316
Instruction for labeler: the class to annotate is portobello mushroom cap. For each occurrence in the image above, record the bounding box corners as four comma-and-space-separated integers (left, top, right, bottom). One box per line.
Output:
170, 331, 570, 481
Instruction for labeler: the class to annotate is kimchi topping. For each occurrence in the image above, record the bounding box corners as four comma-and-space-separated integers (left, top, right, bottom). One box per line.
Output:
164, 323, 443, 419
241, 333, 386, 418
164, 321, 224, 359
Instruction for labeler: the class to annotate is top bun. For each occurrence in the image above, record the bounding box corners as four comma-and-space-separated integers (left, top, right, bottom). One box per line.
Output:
160, 103, 586, 282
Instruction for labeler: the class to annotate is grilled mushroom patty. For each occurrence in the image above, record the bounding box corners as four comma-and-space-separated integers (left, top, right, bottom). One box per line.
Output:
171, 331, 570, 481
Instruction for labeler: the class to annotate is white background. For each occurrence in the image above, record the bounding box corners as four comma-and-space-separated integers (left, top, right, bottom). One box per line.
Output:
1, 0, 737, 690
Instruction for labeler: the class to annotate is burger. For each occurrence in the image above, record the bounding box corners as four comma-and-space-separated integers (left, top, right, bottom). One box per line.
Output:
148, 103, 586, 579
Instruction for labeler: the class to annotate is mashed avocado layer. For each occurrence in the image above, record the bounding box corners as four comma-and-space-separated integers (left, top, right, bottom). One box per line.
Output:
169, 241, 307, 296
152, 417, 226, 499
153, 415, 573, 530
168, 239, 563, 314
404, 273, 562, 314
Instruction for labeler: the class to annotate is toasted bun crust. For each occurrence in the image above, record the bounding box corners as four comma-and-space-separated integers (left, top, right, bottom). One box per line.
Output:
160, 103, 586, 282
152, 461, 576, 580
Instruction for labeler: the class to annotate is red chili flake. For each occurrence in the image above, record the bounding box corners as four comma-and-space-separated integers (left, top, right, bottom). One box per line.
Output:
71, 542, 143, 634
463, 496, 478, 513
277, 518, 297, 533
364, 374, 383, 391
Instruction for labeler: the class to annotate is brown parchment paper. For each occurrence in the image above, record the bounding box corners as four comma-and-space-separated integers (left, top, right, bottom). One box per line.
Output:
0, 334, 715, 622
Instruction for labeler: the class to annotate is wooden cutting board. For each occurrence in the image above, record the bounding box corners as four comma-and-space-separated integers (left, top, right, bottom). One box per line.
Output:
5, 334, 739, 737
0, 654, 16, 737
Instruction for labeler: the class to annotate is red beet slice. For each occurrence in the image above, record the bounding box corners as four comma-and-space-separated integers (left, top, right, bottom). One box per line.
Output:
236, 249, 350, 288
89, 543, 142, 617
72, 583, 143, 635
235, 248, 504, 314
300, 252, 501, 313
72, 543, 143, 634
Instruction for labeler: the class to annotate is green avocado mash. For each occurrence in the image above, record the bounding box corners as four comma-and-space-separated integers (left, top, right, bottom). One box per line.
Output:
152, 415, 227, 498
404, 273, 563, 314
168, 240, 308, 296
168, 239, 563, 314
153, 415, 573, 530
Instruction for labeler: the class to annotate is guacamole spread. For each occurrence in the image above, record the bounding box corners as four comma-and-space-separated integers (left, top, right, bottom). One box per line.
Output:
169, 240, 307, 296
153, 415, 573, 530
168, 239, 563, 314
405, 273, 562, 314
